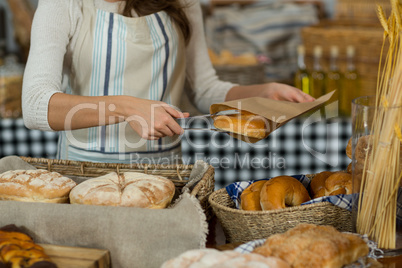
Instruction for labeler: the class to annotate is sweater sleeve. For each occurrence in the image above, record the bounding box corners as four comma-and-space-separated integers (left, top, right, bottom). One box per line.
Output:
22, 0, 74, 131
183, 0, 236, 114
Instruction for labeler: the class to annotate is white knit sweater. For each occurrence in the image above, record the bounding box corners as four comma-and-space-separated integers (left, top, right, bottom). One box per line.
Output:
22, 0, 234, 131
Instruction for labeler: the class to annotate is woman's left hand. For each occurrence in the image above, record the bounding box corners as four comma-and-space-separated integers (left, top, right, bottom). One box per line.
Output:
258, 82, 315, 103
225, 82, 315, 103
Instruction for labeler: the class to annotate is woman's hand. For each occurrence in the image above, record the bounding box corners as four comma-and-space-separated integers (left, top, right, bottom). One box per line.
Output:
225, 82, 315, 103
123, 98, 189, 140
257, 82, 315, 102
47, 94, 188, 140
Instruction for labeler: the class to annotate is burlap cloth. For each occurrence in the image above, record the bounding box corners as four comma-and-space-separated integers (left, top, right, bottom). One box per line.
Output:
0, 156, 209, 268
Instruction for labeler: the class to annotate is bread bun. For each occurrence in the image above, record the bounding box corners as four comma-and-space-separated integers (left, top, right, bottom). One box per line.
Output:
325, 172, 352, 196
0, 170, 76, 203
69, 172, 175, 208
346, 163, 352, 173
260, 176, 311, 210
213, 111, 267, 139
240, 180, 267, 211
253, 223, 369, 268
310, 171, 334, 199
161, 248, 290, 268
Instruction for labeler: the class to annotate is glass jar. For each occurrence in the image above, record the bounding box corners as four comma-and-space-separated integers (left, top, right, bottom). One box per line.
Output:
351, 95, 402, 254
0, 55, 24, 118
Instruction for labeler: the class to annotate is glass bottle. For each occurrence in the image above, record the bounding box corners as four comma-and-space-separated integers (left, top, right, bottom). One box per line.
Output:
0, 7, 6, 66
326, 46, 343, 111
294, 45, 310, 95
310, 46, 326, 99
0, 55, 24, 118
341, 46, 360, 117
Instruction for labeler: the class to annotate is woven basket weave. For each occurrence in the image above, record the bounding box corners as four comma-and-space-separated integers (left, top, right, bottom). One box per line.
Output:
301, 20, 385, 97
335, 0, 391, 23
209, 188, 353, 244
20, 157, 215, 220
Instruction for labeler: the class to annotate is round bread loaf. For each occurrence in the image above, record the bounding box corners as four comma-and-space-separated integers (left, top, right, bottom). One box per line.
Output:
240, 180, 267, 211
69, 172, 175, 208
213, 111, 268, 139
0, 170, 76, 203
161, 248, 291, 268
260, 176, 311, 211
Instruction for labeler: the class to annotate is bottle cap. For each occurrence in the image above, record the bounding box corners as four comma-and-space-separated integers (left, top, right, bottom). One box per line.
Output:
330, 46, 339, 57
297, 45, 305, 55
347, 46, 355, 57
313, 46, 322, 57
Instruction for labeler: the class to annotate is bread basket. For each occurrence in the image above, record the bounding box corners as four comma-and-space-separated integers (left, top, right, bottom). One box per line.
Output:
209, 175, 353, 244
19, 157, 215, 220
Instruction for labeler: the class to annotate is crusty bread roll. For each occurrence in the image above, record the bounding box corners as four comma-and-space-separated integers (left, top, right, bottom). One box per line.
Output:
253, 223, 369, 268
240, 180, 266, 211
325, 172, 352, 196
259, 176, 311, 211
213, 111, 267, 139
0, 170, 77, 203
69, 172, 175, 208
310, 171, 334, 199
161, 248, 291, 268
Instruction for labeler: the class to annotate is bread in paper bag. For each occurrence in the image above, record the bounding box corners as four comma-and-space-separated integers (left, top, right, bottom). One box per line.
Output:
210, 91, 335, 143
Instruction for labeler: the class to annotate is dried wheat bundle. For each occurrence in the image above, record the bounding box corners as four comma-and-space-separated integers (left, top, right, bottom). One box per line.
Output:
356, 0, 402, 249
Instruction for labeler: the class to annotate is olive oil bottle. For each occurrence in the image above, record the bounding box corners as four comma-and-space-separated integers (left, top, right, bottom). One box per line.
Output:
294, 45, 310, 95
326, 46, 342, 113
0, 7, 6, 66
341, 46, 360, 116
310, 46, 326, 99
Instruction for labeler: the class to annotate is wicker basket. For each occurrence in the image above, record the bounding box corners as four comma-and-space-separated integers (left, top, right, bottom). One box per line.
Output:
20, 157, 215, 220
301, 20, 386, 97
214, 64, 266, 85
335, 0, 391, 23
209, 188, 353, 244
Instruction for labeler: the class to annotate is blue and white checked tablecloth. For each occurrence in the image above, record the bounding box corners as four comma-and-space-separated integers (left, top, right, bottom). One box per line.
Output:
0, 117, 352, 189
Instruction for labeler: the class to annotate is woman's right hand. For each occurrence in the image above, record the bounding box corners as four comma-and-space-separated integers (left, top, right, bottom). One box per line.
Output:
123, 97, 189, 140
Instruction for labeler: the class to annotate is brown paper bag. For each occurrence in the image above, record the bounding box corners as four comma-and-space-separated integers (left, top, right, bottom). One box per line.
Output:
210, 91, 335, 143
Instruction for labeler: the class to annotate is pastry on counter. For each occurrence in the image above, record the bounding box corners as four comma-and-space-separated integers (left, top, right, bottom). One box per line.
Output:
69, 172, 175, 208
161, 248, 290, 268
213, 111, 268, 139
0, 224, 57, 268
0, 169, 76, 203
253, 223, 369, 268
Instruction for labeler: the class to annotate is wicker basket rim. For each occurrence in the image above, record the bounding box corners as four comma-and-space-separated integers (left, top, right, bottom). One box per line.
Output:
20, 156, 194, 171
208, 188, 338, 215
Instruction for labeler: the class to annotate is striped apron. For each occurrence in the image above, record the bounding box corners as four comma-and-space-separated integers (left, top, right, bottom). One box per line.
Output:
57, 0, 186, 164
